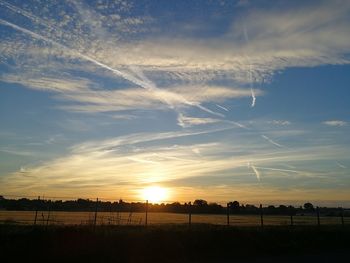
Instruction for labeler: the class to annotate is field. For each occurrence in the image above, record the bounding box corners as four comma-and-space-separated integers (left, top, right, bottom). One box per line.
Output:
2, 210, 349, 262
0, 210, 348, 226
1, 224, 349, 263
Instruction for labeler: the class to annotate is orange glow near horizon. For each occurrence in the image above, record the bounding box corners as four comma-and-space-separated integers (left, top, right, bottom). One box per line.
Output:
141, 186, 169, 203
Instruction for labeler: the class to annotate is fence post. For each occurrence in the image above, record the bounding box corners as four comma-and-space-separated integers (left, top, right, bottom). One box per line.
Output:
341, 208, 344, 226
145, 200, 148, 226
259, 204, 264, 228
227, 203, 230, 226
33, 196, 40, 225
188, 202, 192, 227
316, 206, 320, 226
45, 200, 51, 230
94, 198, 98, 229
290, 214, 294, 227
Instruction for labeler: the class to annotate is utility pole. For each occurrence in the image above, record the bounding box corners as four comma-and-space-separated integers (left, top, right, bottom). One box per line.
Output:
145, 200, 148, 226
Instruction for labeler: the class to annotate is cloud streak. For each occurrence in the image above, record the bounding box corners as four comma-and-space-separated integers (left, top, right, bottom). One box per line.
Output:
177, 114, 220, 128
2, 0, 350, 90
323, 120, 347, 127
0, 16, 221, 117
248, 162, 260, 181
1, 126, 348, 198
1, 0, 349, 123
261, 135, 284, 148
250, 88, 256, 107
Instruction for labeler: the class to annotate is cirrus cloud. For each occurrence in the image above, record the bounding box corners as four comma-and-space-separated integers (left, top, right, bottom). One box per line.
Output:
323, 120, 347, 127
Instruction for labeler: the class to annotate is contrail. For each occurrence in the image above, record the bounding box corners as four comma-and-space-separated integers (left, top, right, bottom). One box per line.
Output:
254, 166, 302, 174
247, 162, 260, 181
0, 0, 73, 44
250, 87, 256, 107
0, 17, 222, 117
0, 0, 56, 30
336, 162, 347, 169
216, 104, 229, 112
0, 19, 141, 82
129, 66, 224, 117
243, 25, 256, 107
261, 135, 283, 148
247, 163, 315, 180
227, 120, 248, 129
251, 165, 260, 180
196, 104, 224, 117
0, 1, 222, 116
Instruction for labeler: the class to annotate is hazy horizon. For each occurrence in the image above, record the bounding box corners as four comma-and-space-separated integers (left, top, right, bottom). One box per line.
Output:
0, 0, 349, 206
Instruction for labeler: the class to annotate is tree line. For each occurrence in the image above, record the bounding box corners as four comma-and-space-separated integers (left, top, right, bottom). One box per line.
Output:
0, 196, 347, 216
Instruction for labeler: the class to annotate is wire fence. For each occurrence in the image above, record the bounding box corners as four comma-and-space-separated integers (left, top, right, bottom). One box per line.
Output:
0, 195, 349, 227
1, 209, 349, 227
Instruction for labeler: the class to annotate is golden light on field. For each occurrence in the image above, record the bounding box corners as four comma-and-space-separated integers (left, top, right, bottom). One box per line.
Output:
141, 186, 169, 203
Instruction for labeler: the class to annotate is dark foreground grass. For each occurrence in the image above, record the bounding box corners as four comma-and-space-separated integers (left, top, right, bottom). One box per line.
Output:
1, 224, 349, 263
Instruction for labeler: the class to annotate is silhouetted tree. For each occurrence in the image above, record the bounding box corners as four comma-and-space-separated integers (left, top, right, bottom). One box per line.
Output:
0, 197, 344, 216
304, 202, 314, 211
228, 201, 240, 213
193, 199, 208, 207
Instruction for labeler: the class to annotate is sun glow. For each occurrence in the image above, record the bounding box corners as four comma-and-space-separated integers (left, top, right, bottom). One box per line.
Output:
141, 186, 169, 203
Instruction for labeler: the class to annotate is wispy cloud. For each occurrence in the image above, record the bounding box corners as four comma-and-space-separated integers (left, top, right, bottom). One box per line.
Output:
0, 15, 217, 117
1, 126, 348, 198
269, 120, 291, 126
261, 135, 284, 148
59, 85, 257, 113
69, 126, 238, 154
336, 162, 347, 169
0, 147, 35, 156
1, 74, 91, 92
322, 120, 347, 127
1, 0, 349, 111
177, 114, 220, 128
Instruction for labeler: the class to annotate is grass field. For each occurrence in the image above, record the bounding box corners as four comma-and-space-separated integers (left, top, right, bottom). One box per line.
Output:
1, 224, 349, 263
1, 210, 348, 226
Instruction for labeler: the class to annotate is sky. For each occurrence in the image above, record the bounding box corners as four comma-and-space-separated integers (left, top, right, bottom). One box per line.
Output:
0, 0, 349, 206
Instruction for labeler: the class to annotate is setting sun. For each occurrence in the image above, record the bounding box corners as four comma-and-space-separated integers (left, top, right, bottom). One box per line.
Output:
141, 186, 169, 203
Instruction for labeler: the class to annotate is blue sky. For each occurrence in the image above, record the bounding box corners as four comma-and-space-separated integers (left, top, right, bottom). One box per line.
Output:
0, 0, 349, 206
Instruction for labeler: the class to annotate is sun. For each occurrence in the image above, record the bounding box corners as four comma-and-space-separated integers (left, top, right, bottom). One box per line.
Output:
141, 186, 169, 203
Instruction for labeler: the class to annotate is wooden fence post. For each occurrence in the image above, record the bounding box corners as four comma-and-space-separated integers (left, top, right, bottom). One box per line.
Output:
227, 203, 230, 226
145, 200, 148, 226
94, 198, 98, 229
341, 208, 344, 226
45, 200, 51, 230
188, 202, 192, 227
316, 206, 320, 226
33, 196, 40, 225
259, 204, 264, 227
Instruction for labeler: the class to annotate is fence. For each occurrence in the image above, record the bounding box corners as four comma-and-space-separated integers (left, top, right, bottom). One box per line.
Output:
0, 196, 349, 227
